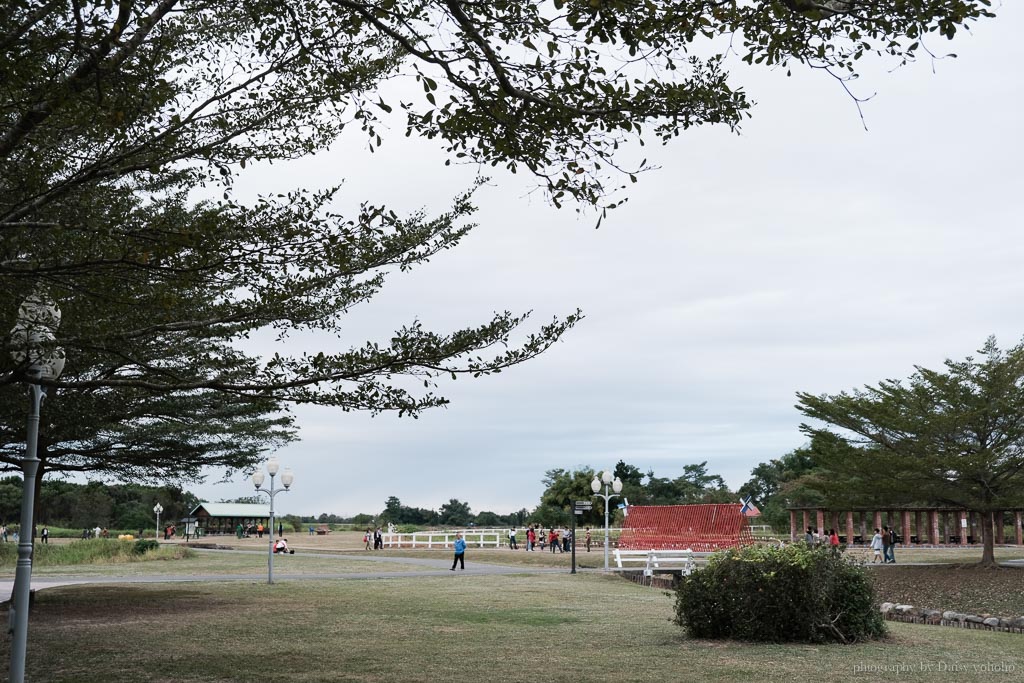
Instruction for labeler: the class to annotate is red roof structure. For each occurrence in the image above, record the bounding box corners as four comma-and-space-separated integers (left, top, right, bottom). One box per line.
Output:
618, 504, 754, 552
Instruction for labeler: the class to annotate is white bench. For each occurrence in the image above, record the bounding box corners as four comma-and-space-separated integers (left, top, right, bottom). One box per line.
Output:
613, 548, 697, 576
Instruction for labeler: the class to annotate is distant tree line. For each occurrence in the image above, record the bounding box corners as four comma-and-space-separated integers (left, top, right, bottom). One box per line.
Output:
0, 478, 200, 533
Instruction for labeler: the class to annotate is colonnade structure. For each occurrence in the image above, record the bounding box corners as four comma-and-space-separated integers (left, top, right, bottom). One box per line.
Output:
787, 507, 1024, 546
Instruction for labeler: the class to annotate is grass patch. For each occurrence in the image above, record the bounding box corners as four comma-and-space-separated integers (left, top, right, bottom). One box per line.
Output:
1, 574, 1021, 682
0, 539, 192, 568
0, 549, 441, 578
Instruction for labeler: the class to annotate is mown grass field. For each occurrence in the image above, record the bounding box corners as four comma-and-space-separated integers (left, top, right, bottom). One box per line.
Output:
172, 531, 1024, 566
2, 572, 1021, 683
0, 548, 434, 578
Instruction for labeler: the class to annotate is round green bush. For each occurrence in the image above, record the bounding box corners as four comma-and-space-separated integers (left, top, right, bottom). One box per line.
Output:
674, 543, 886, 643
133, 539, 160, 555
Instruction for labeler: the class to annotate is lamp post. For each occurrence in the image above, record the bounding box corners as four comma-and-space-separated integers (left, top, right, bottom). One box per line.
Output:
252, 457, 293, 585
591, 470, 623, 571
154, 502, 164, 541
8, 291, 65, 683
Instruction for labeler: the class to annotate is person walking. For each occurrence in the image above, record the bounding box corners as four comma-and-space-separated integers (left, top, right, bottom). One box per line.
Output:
526, 526, 536, 551
870, 528, 883, 563
41, 527, 49, 544
364, 528, 372, 550
886, 526, 898, 563
450, 532, 466, 570
585, 527, 592, 552
548, 528, 559, 553
829, 528, 840, 556
508, 527, 518, 550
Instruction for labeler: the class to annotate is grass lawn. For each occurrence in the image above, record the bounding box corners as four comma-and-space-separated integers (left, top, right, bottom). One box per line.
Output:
197, 533, 1024, 565
3, 573, 1021, 683
0, 550, 429, 578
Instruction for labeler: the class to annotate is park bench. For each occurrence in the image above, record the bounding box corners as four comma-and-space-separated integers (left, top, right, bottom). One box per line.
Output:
612, 549, 697, 576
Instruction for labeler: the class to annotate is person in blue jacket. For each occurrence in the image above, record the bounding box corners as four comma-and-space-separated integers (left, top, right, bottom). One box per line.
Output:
450, 532, 466, 570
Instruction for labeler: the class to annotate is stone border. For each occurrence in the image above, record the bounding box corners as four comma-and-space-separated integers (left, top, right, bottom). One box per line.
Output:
880, 602, 1024, 633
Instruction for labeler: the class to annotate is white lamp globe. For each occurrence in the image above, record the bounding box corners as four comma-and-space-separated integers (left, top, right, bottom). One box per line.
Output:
612, 478, 623, 493
266, 457, 280, 476
591, 478, 601, 493
601, 470, 613, 485
252, 471, 265, 489
281, 468, 294, 489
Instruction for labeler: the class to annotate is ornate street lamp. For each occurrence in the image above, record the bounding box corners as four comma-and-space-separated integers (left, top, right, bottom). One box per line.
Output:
591, 470, 623, 571
252, 457, 293, 584
8, 291, 65, 683
154, 502, 164, 541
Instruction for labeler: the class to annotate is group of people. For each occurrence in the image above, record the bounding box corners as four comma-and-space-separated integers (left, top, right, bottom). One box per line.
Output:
803, 527, 841, 555
0, 525, 47, 543
364, 527, 384, 550
81, 526, 108, 539
803, 525, 901, 562
514, 525, 590, 552
870, 526, 899, 563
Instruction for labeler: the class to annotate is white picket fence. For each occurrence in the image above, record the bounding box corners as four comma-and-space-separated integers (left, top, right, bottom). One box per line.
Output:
382, 529, 502, 549
382, 527, 625, 549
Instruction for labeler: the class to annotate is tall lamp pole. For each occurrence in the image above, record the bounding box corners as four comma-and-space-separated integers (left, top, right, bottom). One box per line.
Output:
252, 457, 293, 585
154, 503, 164, 541
591, 470, 623, 572
8, 291, 66, 683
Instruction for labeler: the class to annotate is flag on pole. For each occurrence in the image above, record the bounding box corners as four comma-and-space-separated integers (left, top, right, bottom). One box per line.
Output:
616, 498, 630, 517
739, 495, 761, 517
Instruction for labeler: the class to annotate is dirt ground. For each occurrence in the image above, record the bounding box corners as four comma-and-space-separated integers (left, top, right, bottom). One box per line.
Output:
869, 564, 1024, 616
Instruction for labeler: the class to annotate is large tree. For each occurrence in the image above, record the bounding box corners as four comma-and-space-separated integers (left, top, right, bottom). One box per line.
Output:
796, 337, 1024, 566
2, 0, 995, 396
0, 0, 998, 503
540, 466, 601, 525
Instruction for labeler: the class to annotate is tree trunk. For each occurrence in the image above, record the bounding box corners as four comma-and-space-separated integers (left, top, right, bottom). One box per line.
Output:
979, 509, 996, 567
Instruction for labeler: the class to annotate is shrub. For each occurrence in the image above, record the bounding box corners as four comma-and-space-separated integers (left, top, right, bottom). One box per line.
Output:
674, 543, 886, 644
133, 539, 160, 555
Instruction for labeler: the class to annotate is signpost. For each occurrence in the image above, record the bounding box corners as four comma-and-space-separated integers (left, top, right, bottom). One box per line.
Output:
571, 501, 592, 574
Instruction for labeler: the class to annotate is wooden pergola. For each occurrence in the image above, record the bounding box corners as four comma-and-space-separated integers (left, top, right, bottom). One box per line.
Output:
190, 503, 271, 535
787, 506, 1024, 546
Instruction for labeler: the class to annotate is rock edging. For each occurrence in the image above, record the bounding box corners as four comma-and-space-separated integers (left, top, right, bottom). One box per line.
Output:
879, 602, 1024, 633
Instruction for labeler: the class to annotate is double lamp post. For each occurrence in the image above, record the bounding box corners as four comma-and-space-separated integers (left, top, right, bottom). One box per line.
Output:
252, 457, 293, 585
591, 470, 623, 571
7, 291, 66, 683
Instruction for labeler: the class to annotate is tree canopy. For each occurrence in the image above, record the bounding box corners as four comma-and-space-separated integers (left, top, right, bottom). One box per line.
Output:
738, 445, 822, 532
0, 0, 998, 486
540, 460, 736, 526
796, 337, 1024, 566
2, 0, 996, 394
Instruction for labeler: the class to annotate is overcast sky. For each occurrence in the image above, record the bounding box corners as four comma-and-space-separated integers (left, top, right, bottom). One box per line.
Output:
191, 6, 1023, 518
